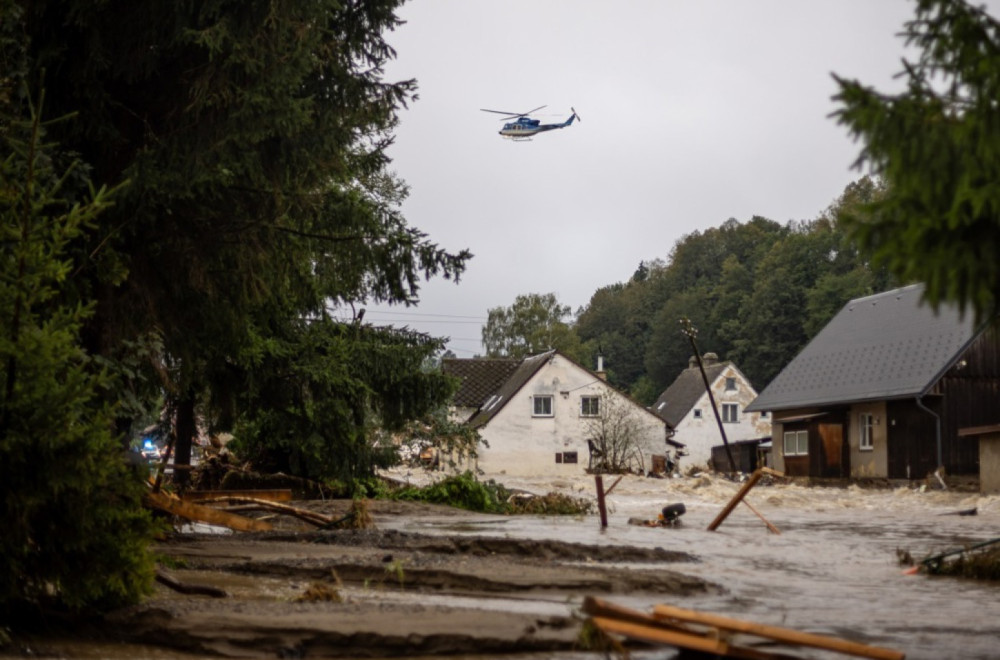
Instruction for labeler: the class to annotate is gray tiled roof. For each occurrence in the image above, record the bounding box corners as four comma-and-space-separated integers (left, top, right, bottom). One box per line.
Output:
466, 351, 555, 428
442, 357, 520, 408
745, 284, 979, 412
651, 361, 730, 426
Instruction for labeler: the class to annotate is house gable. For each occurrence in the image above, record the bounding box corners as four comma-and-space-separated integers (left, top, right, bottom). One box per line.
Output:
653, 355, 769, 469
445, 351, 669, 476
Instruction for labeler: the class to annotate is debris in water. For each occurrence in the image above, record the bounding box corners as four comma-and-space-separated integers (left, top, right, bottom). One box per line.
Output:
582, 596, 906, 659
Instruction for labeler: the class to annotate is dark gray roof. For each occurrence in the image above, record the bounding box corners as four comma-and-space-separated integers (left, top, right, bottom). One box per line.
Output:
745, 284, 979, 412
651, 361, 730, 426
466, 351, 555, 428
442, 357, 520, 408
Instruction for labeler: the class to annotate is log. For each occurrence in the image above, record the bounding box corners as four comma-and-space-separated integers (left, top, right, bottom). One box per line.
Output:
182, 489, 293, 503
589, 616, 788, 660
155, 570, 227, 598
653, 604, 905, 660
182, 496, 333, 527
144, 490, 273, 532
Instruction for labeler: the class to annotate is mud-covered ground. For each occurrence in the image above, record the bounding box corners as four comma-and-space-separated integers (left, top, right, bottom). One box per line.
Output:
4, 499, 714, 659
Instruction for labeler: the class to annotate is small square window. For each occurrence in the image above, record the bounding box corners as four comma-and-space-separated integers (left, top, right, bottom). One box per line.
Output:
693, 409, 702, 419
722, 403, 739, 423
725, 377, 736, 391
581, 396, 600, 416
783, 430, 808, 456
533, 395, 553, 417
562, 451, 578, 464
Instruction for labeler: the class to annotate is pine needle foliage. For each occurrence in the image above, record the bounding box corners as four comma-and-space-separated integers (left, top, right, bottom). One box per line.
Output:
833, 0, 1000, 322
0, 82, 156, 613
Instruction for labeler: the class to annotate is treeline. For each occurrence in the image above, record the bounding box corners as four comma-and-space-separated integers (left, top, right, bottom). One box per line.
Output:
577, 176, 896, 400
483, 177, 898, 402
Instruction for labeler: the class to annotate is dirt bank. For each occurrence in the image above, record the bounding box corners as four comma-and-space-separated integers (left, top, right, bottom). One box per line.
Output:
5, 500, 715, 658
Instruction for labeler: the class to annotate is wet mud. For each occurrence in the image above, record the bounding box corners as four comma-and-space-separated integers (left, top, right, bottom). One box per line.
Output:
5, 500, 713, 658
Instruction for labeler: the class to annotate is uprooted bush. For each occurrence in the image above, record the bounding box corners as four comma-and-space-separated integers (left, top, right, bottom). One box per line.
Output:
392, 472, 593, 515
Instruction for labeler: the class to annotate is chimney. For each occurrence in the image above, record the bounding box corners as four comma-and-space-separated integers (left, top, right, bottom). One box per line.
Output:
703, 352, 719, 366
596, 355, 607, 381
688, 355, 699, 369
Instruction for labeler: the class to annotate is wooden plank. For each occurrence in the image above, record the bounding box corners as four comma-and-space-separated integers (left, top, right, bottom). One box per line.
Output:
653, 604, 905, 660
708, 467, 783, 532
144, 490, 273, 532
181, 489, 293, 502
590, 616, 787, 660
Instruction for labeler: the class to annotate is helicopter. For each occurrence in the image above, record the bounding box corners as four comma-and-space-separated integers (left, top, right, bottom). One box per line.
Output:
480, 105, 580, 140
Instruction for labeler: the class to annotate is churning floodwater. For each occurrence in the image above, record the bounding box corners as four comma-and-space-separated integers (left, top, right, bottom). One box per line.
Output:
382, 471, 1000, 660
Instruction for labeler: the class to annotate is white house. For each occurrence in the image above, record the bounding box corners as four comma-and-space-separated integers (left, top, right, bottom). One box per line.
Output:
442, 351, 671, 477
651, 353, 771, 470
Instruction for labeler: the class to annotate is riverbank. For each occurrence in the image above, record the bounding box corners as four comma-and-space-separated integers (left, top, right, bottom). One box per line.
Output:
3, 499, 714, 658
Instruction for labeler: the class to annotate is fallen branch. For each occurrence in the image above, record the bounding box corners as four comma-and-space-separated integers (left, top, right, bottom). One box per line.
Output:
186, 496, 334, 527
155, 570, 227, 598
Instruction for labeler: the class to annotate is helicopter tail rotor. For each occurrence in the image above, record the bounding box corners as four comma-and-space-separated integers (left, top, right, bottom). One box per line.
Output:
572, 107, 581, 121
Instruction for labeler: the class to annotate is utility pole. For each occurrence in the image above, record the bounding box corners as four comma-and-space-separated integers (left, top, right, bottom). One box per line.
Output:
679, 318, 737, 474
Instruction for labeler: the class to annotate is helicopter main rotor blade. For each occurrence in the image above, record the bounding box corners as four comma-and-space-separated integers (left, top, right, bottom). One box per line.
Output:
480, 105, 547, 120
480, 109, 523, 116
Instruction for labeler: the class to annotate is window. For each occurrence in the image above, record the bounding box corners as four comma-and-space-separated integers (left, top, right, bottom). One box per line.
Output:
760, 411, 769, 419
581, 396, 600, 417
555, 452, 578, 464
783, 430, 808, 456
722, 403, 739, 423
859, 412, 874, 451
533, 395, 553, 417
693, 409, 702, 419
725, 377, 737, 391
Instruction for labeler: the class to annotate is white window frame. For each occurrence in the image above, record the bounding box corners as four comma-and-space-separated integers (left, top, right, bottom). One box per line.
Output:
783, 430, 808, 456
859, 412, 874, 451
722, 403, 739, 423
532, 395, 553, 417
581, 396, 600, 417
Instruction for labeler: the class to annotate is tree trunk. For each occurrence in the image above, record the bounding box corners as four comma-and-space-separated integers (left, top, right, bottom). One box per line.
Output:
174, 392, 196, 489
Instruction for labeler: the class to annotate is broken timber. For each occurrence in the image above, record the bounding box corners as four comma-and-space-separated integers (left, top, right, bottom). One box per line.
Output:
708, 466, 783, 533
144, 489, 273, 532
583, 596, 905, 660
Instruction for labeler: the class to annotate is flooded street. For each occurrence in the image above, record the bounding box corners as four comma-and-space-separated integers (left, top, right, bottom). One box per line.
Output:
384, 473, 1000, 660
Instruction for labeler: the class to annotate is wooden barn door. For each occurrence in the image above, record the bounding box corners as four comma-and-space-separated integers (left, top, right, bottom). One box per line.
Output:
818, 423, 847, 478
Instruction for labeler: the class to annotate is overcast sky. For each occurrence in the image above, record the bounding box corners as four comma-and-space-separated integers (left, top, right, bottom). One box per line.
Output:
347, 0, 999, 358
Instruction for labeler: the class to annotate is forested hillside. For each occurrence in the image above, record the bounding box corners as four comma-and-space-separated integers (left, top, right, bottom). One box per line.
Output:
483, 176, 899, 403
578, 176, 897, 401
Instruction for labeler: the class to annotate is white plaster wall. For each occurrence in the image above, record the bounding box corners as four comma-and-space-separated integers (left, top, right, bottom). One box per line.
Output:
477, 355, 667, 477
673, 365, 771, 470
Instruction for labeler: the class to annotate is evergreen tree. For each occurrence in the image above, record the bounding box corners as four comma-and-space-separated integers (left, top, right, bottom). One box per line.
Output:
833, 0, 1000, 321
0, 72, 156, 612
19, 0, 470, 481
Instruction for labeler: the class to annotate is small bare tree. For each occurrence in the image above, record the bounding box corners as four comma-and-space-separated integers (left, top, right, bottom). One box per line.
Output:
584, 396, 646, 474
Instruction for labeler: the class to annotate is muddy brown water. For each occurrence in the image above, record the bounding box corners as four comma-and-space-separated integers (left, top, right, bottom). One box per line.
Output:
377, 472, 1000, 660
6, 473, 1000, 659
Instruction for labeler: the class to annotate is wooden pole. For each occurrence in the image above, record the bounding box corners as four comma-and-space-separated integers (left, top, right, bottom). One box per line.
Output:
708, 467, 783, 532
590, 616, 783, 660
653, 604, 905, 660
603, 475, 624, 497
595, 475, 608, 528
741, 498, 781, 535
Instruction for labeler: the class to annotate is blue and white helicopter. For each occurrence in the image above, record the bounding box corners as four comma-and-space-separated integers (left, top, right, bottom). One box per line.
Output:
480, 105, 579, 141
